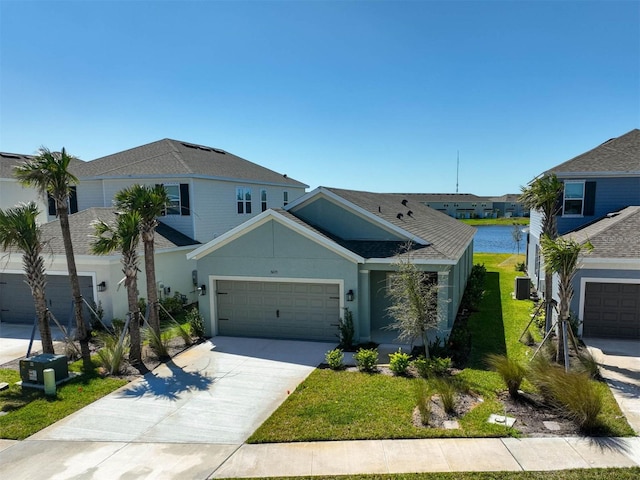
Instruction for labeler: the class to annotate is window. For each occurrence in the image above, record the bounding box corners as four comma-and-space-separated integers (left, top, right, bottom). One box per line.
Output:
261, 189, 267, 212
443, 203, 449, 208
283, 191, 289, 206
161, 183, 190, 216
237, 187, 252, 214
48, 186, 78, 216
563, 181, 584, 215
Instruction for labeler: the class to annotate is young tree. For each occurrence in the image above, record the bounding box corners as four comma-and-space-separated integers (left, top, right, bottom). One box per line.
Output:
14, 148, 92, 370
0, 203, 54, 354
511, 223, 523, 256
114, 184, 169, 339
520, 173, 564, 332
541, 234, 593, 369
385, 245, 441, 356
91, 211, 143, 364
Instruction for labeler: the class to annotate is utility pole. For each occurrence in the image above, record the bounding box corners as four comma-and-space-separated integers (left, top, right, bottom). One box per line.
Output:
456, 150, 459, 193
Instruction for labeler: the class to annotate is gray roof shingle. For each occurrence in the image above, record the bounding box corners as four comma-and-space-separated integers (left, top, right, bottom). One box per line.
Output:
320, 187, 476, 261
73, 139, 308, 187
1, 152, 85, 179
546, 129, 640, 175
39, 207, 199, 256
563, 206, 640, 259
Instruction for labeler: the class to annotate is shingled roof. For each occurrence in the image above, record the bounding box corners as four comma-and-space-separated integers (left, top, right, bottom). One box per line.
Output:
39, 207, 199, 256
545, 129, 640, 176
1, 151, 85, 179
73, 139, 308, 187
316, 187, 476, 261
563, 206, 640, 260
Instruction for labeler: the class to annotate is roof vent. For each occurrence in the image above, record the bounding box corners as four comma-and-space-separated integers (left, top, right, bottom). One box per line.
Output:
401, 199, 408, 206
212, 148, 226, 154
378, 206, 381, 213
182, 142, 198, 149
0, 153, 21, 159
396, 213, 403, 219
407, 210, 413, 217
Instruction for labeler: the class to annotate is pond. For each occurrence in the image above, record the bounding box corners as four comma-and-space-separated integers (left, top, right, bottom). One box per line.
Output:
473, 225, 527, 254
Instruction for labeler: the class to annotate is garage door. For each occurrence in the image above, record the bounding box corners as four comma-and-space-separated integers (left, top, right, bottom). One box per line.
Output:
216, 280, 341, 341
0, 273, 95, 326
583, 282, 640, 339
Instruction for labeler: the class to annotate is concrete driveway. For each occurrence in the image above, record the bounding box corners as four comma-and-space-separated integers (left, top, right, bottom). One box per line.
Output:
585, 338, 640, 434
0, 323, 67, 365
30, 336, 337, 444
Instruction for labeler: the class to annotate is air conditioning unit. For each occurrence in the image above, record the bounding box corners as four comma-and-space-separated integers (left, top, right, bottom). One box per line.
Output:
515, 277, 531, 300
20, 354, 68, 385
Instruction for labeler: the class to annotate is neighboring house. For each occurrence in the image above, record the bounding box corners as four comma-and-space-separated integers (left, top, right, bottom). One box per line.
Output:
403, 193, 493, 219
562, 206, 640, 339
0, 207, 199, 325
0, 152, 51, 224
525, 128, 640, 340
72, 139, 308, 243
490, 194, 526, 218
187, 187, 476, 344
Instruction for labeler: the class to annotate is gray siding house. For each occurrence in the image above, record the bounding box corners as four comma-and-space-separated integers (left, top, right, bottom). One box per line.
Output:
526, 129, 640, 340
188, 187, 476, 345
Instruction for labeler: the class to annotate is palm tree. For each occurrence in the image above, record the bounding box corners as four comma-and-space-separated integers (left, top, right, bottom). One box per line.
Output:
520, 173, 563, 332
541, 234, 593, 368
13, 147, 92, 370
91, 211, 143, 364
114, 184, 169, 339
0, 203, 54, 354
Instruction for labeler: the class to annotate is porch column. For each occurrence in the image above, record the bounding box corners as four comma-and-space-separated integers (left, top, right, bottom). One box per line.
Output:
357, 269, 371, 342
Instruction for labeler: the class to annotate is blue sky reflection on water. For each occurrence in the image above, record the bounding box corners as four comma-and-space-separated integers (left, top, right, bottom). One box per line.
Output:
473, 225, 527, 254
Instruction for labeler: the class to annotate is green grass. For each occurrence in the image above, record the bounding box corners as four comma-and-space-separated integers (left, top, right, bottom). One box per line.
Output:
460, 218, 530, 226
230, 469, 640, 480
249, 253, 635, 443
0, 360, 127, 440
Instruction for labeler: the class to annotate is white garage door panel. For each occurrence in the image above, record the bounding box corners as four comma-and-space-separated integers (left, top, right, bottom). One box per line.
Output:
217, 280, 340, 341
583, 282, 640, 340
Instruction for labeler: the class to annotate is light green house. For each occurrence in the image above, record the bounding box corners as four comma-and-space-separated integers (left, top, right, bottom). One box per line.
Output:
187, 187, 476, 345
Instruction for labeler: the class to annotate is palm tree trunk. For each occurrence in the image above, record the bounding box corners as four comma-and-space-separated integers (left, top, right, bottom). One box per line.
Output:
143, 235, 160, 337
58, 207, 91, 370
126, 276, 142, 364
26, 251, 54, 354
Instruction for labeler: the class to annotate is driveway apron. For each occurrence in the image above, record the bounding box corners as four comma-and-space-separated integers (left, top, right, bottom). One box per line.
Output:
29, 337, 336, 444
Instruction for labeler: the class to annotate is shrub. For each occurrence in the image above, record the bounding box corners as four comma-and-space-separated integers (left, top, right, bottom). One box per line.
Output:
325, 348, 344, 370
485, 353, 526, 398
144, 327, 170, 359
186, 307, 205, 340
461, 263, 486, 311
552, 371, 603, 431
96, 331, 129, 375
388, 349, 411, 375
413, 356, 452, 378
111, 318, 125, 335
354, 348, 378, 372
414, 379, 431, 425
514, 261, 526, 272
522, 329, 535, 346
435, 377, 457, 414
577, 349, 601, 379
428, 336, 448, 358
338, 308, 355, 349
159, 293, 185, 322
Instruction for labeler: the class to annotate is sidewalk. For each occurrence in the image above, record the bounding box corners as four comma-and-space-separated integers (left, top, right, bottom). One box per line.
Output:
0, 436, 638, 479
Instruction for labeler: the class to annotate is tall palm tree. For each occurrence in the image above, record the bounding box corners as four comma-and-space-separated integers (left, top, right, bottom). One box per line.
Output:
541, 234, 593, 368
91, 211, 143, 364
114, 184, 169, 339
13, 147, 92, 370
0, 203, 54, 354
520, 173, 563, 332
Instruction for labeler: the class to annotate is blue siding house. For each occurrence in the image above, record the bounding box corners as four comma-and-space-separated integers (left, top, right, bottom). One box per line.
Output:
526, 129, 640, 339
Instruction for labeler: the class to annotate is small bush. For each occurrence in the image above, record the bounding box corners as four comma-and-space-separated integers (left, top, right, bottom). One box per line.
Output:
96, 331, 129, 375
486, 353, 526, 398
338, 308, 355, 349
428, 336, 448, 358
461, 263, 486, 311
144, 327, 170, 359
522, 329, 535, 346
186, 307, 205, 340
552, 371, 603, 431
325, 348, 344, 370
527, 354, 560, 404
577, 349, 601, 379
413, 356, 452, 378
414, 379, 431, 425
159, 293, 185, 322
514, 261, 526, 272
435, 377, 457, 414
388, 349, 411, 375
354, 348, 378, 372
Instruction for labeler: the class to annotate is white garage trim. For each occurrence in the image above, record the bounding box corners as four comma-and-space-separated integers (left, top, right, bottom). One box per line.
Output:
578, 277, 640, 336
208, 275, 345, 337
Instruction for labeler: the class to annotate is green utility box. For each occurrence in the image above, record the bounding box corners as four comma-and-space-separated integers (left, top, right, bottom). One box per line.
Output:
20, 354, 69, 385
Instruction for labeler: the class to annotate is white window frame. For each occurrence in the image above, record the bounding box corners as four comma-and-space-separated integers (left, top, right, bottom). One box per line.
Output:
261, 189, 267, 212
563, 180, 585, 216
236, 187, 252, 214
283, 191, 289, 206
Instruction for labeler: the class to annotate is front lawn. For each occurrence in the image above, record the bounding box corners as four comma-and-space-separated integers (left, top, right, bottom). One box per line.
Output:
0, 360, 127, 440
249, 254, 635, 443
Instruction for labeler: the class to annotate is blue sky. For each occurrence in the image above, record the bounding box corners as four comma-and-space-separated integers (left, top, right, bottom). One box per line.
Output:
1, 1, 638, 196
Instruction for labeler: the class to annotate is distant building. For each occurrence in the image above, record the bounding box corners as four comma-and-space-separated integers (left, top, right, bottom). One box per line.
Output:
400, 193, 524, 219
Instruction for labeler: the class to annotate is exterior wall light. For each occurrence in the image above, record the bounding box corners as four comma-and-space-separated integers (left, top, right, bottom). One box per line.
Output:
97, 281, 107, 292
199, 284, 207, 296
346, 289, 355, 302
